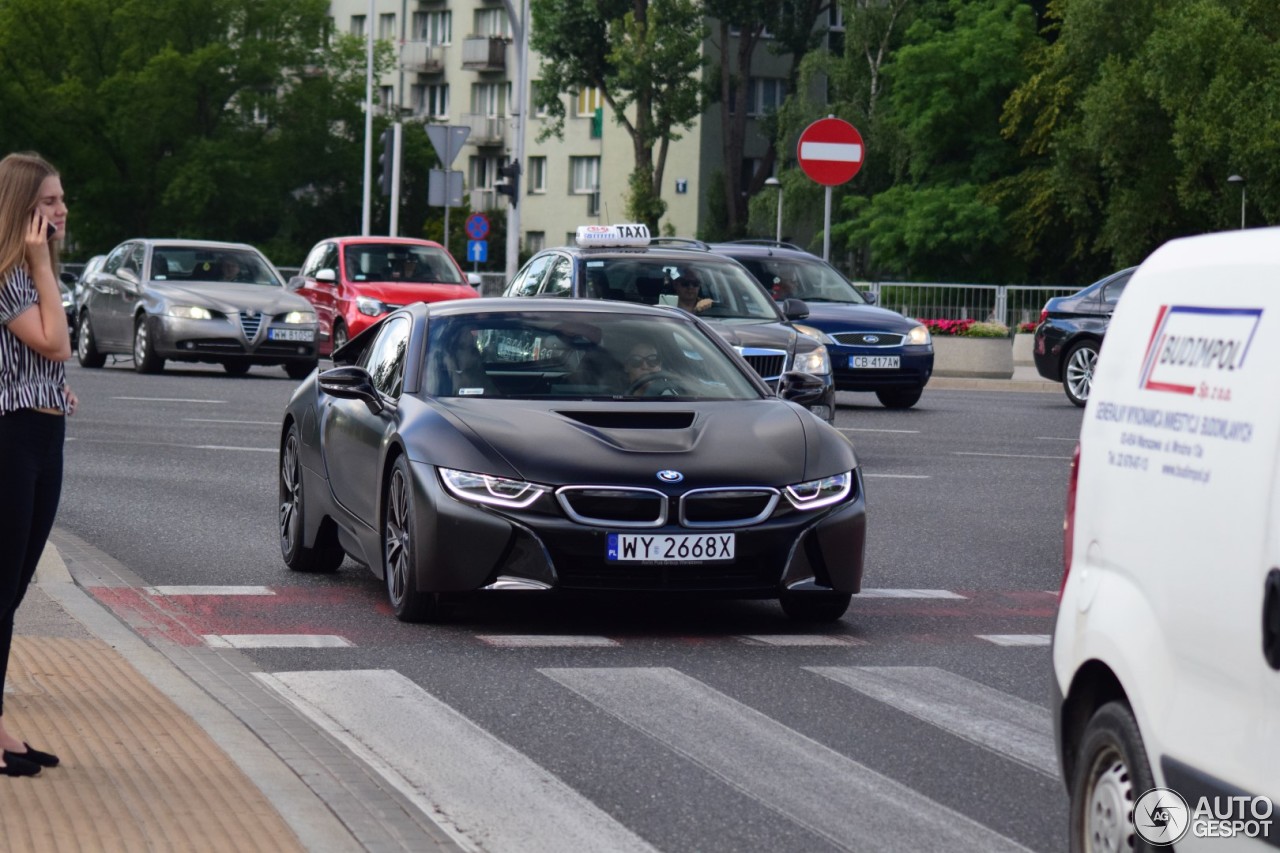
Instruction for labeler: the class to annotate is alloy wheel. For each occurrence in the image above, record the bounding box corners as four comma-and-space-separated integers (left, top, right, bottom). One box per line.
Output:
1066, 345, 1097, 403
384, 467, 412, 606
279, 433, 302, 554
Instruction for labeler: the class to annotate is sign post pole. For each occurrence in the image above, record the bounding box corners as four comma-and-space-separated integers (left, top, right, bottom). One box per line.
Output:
796, 116, 865, 262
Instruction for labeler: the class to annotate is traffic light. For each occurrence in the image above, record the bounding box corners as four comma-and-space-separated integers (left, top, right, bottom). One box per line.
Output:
377, 130, 394, 196
496, 159, 521, 207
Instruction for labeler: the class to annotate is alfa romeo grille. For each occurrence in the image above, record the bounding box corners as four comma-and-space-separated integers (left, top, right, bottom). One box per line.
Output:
832, 331, 904, 347
239, 311, 263, 340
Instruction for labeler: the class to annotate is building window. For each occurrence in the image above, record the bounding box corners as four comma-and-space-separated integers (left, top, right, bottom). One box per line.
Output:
526, 232, 545, 254
569, 156, 600, 194
379, 85, 395, 114
350, 15, 365, 37
471, 82, 505, 117
729, 78, 787, 117
425, 84, 449, 118
415, 11, 451, 45
470, 155, 504, 190
379, 13, 396, 40
474, 8, 512, 38
532, 81, 549, 118
576, 88, 603, 118
528, 157, 547, 193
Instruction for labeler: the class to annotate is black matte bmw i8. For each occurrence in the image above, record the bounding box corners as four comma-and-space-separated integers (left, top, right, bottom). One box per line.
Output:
278, 298, 865, 622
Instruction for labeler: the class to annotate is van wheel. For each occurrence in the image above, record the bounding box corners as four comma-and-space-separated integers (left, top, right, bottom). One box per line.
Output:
875, 387, 923, 409
1068, 701, 1157, 853
1063, 340, 1098, 407
77, 311, 106, 368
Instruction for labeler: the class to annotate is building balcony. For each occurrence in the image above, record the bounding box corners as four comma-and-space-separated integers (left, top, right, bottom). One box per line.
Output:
461, 36, 507, 71
461, 113, 509, 147
401, 40, 445, 74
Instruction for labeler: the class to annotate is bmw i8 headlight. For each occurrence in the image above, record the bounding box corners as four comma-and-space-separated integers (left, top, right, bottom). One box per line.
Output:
906, 323, 932, 346
165, 305, 214, 320
792, 345, 832, 376
784, 472, 852, 510
282, 309, 316, 324
439, 468, 551, 509
356, 295, 388, 317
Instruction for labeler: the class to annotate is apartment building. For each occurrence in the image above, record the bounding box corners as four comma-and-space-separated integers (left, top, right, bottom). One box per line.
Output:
330, 0, 817, 257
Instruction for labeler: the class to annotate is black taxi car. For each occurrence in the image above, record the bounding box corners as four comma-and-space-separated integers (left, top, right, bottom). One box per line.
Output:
503, 225, 836, 422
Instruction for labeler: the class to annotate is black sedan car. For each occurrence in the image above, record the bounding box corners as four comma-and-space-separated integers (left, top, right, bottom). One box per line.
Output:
1032, 267, 1135, 406
278, 298, 865, 623
710, 241, 935, 408
503, 225, 836, 422
76, 239, 319, 377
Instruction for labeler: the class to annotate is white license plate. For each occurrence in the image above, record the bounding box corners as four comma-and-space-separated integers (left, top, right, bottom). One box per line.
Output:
607, 532, 735, 563
269, 328, 315, 342
850, 355, 900, 369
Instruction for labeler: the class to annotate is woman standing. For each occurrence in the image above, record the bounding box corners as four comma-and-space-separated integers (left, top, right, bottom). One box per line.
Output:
0, 152, 76, 777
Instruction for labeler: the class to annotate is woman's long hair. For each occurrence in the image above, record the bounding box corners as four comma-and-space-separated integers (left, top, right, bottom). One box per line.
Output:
0, 152, 61, 283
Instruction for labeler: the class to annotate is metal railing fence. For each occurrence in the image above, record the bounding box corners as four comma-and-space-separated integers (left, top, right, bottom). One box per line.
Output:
861, 282, 1082, 330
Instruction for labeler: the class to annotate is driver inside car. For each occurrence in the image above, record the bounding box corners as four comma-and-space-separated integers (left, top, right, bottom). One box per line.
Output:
623, 341, 686, 396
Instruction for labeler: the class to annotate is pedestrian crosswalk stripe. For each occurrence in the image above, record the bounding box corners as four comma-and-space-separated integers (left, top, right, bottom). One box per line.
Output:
540, 667, 1032, 852
857, 588, 967, 599
257, 669, 657, 853
977, 634, 1052, 647
808, 666, 1056, 777
203, 634, 353, 649
737, 635, 866, 647
476, 635, 620, 648
146, 585, 276, 596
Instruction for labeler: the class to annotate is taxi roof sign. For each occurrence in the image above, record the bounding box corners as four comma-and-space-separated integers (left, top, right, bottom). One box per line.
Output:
575, 224, 651, 248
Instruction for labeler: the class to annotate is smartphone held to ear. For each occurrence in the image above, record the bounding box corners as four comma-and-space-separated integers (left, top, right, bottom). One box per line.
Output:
45, 221, 57, 240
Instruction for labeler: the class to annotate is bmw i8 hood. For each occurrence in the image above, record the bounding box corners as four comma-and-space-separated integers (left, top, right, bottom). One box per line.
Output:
424, 399, 854, 488
149, 282, 310, 315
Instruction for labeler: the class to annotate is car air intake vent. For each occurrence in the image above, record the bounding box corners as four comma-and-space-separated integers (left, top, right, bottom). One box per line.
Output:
741, 353, 786, 380
556, 487, 667, 528
833, 332, 904, 347
559, 411, 695, 430
680, 488, 779, 528
239, 311, 263, 339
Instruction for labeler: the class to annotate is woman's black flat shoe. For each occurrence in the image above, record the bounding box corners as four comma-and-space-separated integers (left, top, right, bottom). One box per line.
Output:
0, 755, 40, 776
4, 743, 59, 767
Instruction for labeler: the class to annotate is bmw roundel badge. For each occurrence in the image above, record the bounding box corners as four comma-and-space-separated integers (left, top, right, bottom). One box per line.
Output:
657, 470, 684, 484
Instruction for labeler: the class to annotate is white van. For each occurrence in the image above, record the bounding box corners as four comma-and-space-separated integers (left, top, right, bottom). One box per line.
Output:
1053, 227, 1279, 851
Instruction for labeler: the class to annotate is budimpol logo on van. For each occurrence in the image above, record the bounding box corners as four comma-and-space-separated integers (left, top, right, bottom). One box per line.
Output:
1138, 305, 1263, 395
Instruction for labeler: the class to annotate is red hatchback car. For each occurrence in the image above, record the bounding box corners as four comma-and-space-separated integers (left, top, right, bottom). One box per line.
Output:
289, 236, 478, 355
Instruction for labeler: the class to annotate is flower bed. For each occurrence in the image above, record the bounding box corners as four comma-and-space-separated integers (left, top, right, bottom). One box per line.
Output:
919, 318, 1010, 338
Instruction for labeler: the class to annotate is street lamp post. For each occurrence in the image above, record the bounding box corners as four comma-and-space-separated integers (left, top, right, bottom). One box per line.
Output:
1228, 174, 1246, 229
764, 176, 782, 243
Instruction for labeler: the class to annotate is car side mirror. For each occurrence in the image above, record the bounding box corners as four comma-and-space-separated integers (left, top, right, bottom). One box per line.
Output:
781, 298, 810, 320
859, 290, 877, 305
286, 276, 305, 291
315, 269, 337, 283
467, 272, 483, 288
778, 370, 826, 407
318, 366, 384, 414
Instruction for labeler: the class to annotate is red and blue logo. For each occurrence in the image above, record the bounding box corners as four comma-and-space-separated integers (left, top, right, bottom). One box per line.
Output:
1138, 305, 1262, 395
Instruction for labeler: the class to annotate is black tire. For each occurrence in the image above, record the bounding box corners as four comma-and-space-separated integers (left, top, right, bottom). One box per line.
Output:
279, 426, 344, 573
330, 321, 349, 356
1063, 340, 1099, 408
383, 456, 453, 622
76, 311, 106, 368
875, 387, 923, 409
284, 360, 317, 380
133, 315, 165, 374
223, 360, 251, 376
1068, 701, 1158, 853
780, 591, 852, 622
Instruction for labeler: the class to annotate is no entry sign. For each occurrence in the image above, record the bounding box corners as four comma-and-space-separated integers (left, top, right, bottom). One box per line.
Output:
797, 118, 864, 186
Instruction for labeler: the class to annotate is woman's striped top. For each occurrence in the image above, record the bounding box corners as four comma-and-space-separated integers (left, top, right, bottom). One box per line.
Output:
0, 266, 69, 415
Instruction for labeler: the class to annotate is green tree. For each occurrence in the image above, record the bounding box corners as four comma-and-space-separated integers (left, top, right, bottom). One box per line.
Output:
530, 0, 705, 231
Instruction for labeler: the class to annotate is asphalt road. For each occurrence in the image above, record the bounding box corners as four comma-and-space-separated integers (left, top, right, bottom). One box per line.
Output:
55, 358, 1084, 852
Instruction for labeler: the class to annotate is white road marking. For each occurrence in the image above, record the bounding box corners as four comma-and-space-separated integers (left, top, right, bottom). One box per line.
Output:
477, 635, 620, 648
863, 473, 931, 479
738, 635, 867, 647
808, 666, 1056, 777
857, 588, 967, 599
541, 667, 1032, 852
183, 417, 278, 425
257, 669, 657, 853
203, 634, 352, 649
193, 445, 276, 452
111, 396, 225, 403
977, 634, 1052, 647
954, 451, 1073, 460
62, 437, 274, 452
146, 585, 275, 596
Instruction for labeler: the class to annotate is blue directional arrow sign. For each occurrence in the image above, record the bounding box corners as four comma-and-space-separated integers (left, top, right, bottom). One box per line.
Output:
467, 240, 488, 263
